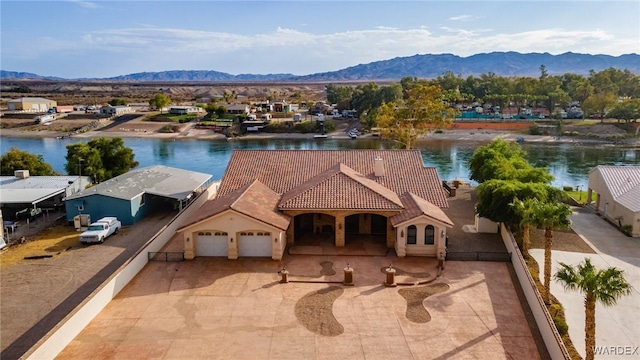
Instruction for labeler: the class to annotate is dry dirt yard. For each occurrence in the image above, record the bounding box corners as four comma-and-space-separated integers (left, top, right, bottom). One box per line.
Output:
0, 113, 97, 133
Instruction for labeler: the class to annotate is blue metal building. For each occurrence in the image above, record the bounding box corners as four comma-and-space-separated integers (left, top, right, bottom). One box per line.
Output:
64, 165, 213, 226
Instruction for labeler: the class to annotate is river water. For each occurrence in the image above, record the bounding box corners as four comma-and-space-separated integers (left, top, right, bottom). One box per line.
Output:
1, 136, 639, 190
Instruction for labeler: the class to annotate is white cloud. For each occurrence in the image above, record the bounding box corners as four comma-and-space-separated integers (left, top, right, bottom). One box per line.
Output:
5, 25, 638, 76
449, 15, 474, 21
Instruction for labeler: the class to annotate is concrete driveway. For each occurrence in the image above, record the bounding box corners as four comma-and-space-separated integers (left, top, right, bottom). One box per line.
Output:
0, 211, 176, 359
530, 206, 640, 359
57, 255, 541, 360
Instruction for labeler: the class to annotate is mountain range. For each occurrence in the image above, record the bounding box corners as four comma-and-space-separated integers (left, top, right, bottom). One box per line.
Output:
2, 52, 639, 82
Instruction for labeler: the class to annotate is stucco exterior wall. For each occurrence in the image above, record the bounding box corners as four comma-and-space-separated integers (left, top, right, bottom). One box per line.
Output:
395, 217, 448, 258
182, 211, 286, 260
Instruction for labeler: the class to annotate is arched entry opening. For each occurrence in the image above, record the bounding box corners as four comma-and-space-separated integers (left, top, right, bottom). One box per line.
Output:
344, 213, 388, 246
294, 212, 335, 244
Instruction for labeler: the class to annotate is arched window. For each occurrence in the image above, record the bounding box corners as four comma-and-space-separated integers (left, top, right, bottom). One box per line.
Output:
425, 225, 435, 245
407, 225, 417, 245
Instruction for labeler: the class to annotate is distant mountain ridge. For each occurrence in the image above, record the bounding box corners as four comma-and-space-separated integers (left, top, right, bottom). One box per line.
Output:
2, 52, 639, 82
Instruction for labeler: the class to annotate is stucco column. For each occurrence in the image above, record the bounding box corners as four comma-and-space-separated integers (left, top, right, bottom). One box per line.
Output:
184, 232, 195, 260
386, 218, 395, 248
335, 215, 345, 247
395, 226, 406, 257
286, 223, 295, 245
228, 233, 238, 260
437, 228, 447, 259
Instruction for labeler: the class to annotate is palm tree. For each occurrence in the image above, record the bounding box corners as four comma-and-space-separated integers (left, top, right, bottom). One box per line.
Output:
534, 201, 572, 304
555, 258, 632, 360
510, 197, 540, 258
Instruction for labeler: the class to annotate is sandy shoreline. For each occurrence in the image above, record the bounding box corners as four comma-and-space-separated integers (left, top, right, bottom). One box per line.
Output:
1, 127, 636, 146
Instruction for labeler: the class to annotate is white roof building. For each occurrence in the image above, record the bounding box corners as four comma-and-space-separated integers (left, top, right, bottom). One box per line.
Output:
588, 165, 640, 237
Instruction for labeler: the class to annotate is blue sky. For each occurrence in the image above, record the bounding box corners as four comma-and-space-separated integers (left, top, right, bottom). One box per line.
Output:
1, 1, 638, 78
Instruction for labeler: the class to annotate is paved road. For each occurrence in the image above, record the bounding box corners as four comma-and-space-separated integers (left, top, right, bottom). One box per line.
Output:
0, 210, 176, 359
530, 206, 640, 359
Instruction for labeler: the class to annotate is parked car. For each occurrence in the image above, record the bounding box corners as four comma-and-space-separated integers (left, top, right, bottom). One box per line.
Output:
79, 217, 121, 244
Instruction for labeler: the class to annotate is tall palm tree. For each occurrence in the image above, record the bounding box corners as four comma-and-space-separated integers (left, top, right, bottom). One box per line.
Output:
510, 197, 540, 258
555, 258, 632, 360
534, 201, 573, 304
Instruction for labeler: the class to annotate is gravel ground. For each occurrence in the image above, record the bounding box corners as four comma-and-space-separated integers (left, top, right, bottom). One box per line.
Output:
295, 286, 345, 336
530, 228, 596, 253
398, 283, 451, 323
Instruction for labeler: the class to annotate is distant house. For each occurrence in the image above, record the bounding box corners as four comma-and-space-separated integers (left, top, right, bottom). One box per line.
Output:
0, 170, 90, 221
64, 165, 214, 226
100, 106, 133, 116
169, 106, 201, 115
226, 103, 251, 115
273, 100, 291, 113
587, 165, 640, 237
178, 150, 453, 260
7, 97, 57, 112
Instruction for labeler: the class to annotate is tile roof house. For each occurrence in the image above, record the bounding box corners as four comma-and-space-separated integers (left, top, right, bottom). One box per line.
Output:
588, 165, 640, 237
178, 150, 453, 260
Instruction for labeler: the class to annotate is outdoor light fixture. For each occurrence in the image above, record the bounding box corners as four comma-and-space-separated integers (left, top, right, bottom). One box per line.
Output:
441, 230, 445, 238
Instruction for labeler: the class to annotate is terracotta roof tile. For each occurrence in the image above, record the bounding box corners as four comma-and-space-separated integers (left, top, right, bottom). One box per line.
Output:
391, 192, 454, 227
179, 180, 291, 231
218, 150, 448, 208
279, 163, 404, 210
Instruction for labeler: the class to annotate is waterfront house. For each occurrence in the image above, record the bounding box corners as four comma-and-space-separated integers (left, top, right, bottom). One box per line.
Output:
169, 106, 201, 115
178, 150, 453, 260
7, 97, 57, 112
587, 165, 640, 237
226, 103, 251, 115
99, 105, 133, 117
0, 170, 90, 221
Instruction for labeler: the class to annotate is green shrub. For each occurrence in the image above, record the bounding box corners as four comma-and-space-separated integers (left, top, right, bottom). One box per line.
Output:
294, 121, 317, 133
553, 316, 569, 335
621, 225, 633, 236
562, 186, 574, 192
264, 122, 290, 133
434, 129, 444, 134
549, 303, 563, 317
529, 123, 541, 135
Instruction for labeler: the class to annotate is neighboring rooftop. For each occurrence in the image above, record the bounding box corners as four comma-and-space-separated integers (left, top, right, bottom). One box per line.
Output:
591, 165, 640, 211
65, 165, 214, 201
0, 174, 86, 204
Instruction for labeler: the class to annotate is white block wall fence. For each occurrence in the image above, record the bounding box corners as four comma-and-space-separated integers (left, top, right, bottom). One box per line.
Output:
500, 223, 570, 360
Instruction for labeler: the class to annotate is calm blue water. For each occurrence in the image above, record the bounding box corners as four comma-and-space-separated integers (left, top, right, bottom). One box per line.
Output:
1, 136, 639, 189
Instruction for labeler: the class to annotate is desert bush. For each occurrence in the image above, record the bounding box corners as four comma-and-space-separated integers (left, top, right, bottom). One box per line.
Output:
553, 316, 569, 336
528, 123, 541, 135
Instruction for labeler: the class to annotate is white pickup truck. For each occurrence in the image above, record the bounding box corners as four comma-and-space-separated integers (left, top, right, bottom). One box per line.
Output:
79, 217, 121, 244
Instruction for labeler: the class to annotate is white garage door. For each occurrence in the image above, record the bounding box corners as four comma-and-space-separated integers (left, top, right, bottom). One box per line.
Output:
197, 231, 228, 257
238, 231, 272, 257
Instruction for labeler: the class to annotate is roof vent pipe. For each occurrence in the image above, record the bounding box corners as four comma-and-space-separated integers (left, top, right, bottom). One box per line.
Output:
374, 156, 385, 177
